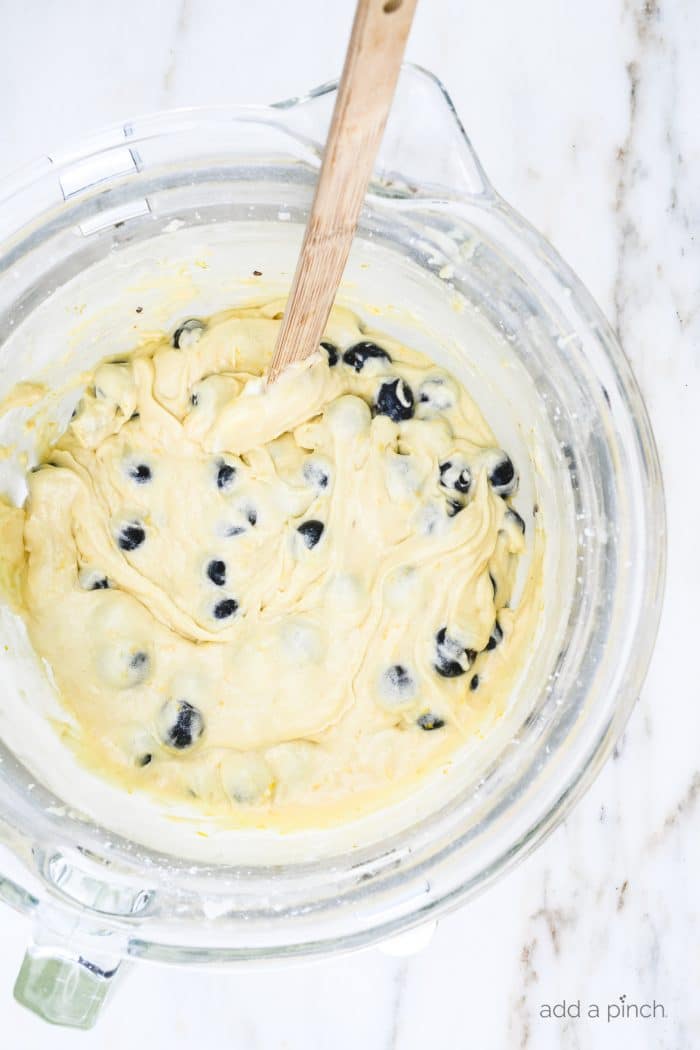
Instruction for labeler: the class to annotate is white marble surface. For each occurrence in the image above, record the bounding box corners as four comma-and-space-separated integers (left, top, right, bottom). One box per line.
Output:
0, 1, 698, 1046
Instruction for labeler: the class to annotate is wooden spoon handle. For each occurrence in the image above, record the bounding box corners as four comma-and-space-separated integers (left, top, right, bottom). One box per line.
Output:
267, 0, 417, 383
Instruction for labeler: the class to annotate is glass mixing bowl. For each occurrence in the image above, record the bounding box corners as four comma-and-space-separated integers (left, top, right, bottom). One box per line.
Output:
0, 66, 665, 1028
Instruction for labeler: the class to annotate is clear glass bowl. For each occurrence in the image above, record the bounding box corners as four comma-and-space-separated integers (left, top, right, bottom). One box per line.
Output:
0, 66, 665, 1028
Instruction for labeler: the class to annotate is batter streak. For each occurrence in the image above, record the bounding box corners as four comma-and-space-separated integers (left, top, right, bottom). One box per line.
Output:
0, 301, 538, 828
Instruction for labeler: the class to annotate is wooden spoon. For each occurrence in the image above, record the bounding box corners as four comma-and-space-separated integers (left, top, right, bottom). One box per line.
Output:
267, 0, 418, 384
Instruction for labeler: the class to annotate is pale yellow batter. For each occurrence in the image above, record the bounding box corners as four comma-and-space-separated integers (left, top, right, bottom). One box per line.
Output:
0, 301, 540, 829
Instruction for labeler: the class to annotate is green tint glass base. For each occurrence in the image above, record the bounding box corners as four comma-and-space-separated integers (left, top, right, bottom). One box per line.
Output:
14, 948, 117, 1029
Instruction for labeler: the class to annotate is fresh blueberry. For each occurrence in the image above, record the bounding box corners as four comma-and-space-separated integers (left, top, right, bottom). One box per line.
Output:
434, 657, 465, 678
99, 643, 151, 689
434, 627, 475, 678
439, 460, 472, 494
342, 341, 391, 372
207, 560, 226, 586
172, 318, 205, 349
417, 375, 455, 416
470, 674, 480, 691
79, 568, 110, 591
485, 621, 504, 651
213, 598, 238, 620
297, 520, 324, 549
375, 378, 414, 422
216, 462, 237, 490
128, 463, 152, 484
380, 664, 417, 707
488, 453, 517, 496
130, 651, 149, 673
417, 712, 446, 731
117, 522, 146, 551
224, 524, 245, 538
505, 507, 526, 534
303, 460, 330, 490
160, 700, 204, 749
321, 341, 339, 367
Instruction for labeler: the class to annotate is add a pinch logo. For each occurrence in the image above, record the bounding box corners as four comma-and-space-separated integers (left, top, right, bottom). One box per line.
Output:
540, 995, 667, 1023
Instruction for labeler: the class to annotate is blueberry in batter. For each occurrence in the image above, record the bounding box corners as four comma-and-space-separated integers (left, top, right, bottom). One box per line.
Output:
0, 301, 537, 828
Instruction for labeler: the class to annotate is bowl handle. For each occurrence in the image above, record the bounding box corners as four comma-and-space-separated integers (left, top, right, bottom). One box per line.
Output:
272, 63, 491, 200
13, 938, 121, 1029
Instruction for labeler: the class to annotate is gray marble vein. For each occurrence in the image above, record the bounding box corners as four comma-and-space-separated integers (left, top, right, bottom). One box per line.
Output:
161, 0, 194, 104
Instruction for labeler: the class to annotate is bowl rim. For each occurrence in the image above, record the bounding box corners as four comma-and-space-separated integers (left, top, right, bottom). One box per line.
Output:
0, 66, 667, 963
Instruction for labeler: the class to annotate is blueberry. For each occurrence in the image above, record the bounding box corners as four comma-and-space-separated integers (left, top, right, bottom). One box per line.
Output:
434, 627, 475, 678
297, 520, 324, 549
417, 375, 455, 416
117, 522, 146, 551
216, 462, 236, 490
434, 656, 465, 678
160, 700, 204, 749
128, 463, 152, 484
485, 621, 504, 651
488, 453, 517, 496
417, 712, 446, 731
78, 568, 110, 591
213, 598, 238, 620
172, 318, 205, 349
380, 664, 417, 707
130, 651, 149, 673
505, 507, 526, 533
99, 643, 151, 689
386, 664, 411, 689
224, 525, 245, 537
375, 378, 414, 422
303, 460, 330, 490
342, 341, 391, 372
470, 674, 480, 691
207, 560, 226, 586
321, 341, 339, 367
439, 460, 472, 494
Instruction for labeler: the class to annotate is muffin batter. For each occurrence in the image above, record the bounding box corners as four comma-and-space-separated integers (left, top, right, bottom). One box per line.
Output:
0, 301, 537, 828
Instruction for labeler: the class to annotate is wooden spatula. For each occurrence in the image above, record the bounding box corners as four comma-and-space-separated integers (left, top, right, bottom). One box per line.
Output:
267, 0, 418, 384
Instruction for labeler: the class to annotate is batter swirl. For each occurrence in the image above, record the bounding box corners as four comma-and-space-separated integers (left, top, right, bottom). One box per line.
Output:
1, 301, 536, 827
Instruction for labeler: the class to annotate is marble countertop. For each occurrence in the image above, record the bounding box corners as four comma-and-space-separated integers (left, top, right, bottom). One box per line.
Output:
0, 1, 697, 1046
